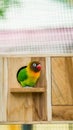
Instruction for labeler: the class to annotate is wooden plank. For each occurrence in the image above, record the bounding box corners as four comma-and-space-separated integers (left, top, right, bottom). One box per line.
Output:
10, 88, 45, 93
46, 57, 52, 121
32, 57, 47, 121
8, 57, 31, 89
52, 57, 73, 105
7, 57, 33, 122
3, 58, 8, 121
0, 53, 73, 58
52, 106, 73, 121
7, 93, 33, 122
31, 57, 46, 88
7, 57, 47, 122
0, 58, 4, 121
1, 121, 73, 124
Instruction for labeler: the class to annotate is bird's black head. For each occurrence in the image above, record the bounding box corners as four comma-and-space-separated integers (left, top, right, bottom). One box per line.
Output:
30, 61, 41, 72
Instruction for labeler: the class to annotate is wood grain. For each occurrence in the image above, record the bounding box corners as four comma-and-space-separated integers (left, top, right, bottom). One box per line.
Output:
0, 53, 73, 58
52, 106, 73, 120
8, 57, 31, 89
52, 57, 73, 121
46, 57, 52, 121
31, 57, 47, 121
7, 57, 33, 122
3, 58, 8, 121
52, 57, 73, 105
7, 57, 47, 122
0, 58, 4, 121
10, 88, 45, 93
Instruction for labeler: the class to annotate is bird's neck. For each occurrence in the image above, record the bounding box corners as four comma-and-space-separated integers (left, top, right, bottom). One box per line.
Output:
26, 66, 40, 77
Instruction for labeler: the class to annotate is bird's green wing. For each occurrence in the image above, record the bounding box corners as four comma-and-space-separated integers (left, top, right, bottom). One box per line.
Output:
17, 66, 28, 83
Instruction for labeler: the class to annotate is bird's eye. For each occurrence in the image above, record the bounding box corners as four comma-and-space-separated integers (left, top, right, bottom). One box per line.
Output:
33, 63, 36, 67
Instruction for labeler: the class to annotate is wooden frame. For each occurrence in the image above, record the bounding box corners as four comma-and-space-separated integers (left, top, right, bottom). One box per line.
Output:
0, 54, 73, 124
52, 56, 73, 121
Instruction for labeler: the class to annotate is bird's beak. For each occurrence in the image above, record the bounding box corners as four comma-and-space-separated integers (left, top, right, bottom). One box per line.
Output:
36, 64, 41, 71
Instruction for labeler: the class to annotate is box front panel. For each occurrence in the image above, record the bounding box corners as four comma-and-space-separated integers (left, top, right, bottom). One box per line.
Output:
7, 57, 47, 122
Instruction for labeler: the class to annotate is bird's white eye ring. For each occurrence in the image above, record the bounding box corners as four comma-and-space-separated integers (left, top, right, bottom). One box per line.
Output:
33, 63, 36, 67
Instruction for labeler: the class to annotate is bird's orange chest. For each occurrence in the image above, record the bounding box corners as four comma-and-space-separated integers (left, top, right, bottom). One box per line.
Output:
27, 68, 40, 79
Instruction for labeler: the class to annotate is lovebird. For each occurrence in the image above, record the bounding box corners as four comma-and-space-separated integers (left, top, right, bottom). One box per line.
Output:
17, 61, 41, 87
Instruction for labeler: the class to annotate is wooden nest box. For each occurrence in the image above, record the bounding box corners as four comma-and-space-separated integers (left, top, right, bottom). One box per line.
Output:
0, 54, 73, 123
